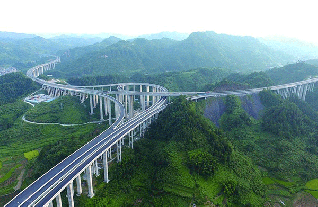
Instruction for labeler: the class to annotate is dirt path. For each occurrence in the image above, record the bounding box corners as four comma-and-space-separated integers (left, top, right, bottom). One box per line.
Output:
13, 169, 25, 191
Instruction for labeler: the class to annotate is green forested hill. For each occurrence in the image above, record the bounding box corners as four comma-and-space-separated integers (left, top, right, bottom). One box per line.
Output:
0, 32, 105, 69
0, 72, 39, 105
0, 36, 64, 66
53, 31, 295, 78
265, 62, 318, 84
212, 89, 318, 205
77, 97, 265, 206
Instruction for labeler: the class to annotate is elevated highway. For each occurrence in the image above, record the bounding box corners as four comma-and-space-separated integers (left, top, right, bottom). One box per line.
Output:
5, 57, 318, 207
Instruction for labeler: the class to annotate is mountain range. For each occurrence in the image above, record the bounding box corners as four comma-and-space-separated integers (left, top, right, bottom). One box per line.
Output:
2, 30, 318, 77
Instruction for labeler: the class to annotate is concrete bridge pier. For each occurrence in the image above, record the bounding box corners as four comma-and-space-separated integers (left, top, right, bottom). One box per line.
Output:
93, 95, 97, 108
108, 99, 112, 125
146, 85, 150, 108
66, 182, 74, 207
76, 174, 82, 196
90, 95, 94, 115
129, 95, 134, 119
86, 165, 94, 198
93, 159, 99, 176
46, 201, 53, 207
117, 139, 122, 162
139, 122, 143, 138
153, 86, 157, 103
103, 150, 109, 183
100, 96, 104, 121
104, 97, 108, 116
56, 193, 63, 207
80, 93, 86, 103
129, 130, 134, 149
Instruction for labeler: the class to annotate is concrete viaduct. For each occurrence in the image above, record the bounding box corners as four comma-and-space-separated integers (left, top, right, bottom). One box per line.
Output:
5, 57, 318, 207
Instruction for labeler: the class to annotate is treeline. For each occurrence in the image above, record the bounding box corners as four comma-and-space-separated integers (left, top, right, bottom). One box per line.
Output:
0, 72, 39, 105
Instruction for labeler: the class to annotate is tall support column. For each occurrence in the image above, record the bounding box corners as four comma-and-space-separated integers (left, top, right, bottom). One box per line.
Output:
130, 130, 134, 149
90, 95, 94, 115
140, 85, 144, 111
93, 95, 97, 108
87, 165, 94, 198
108, 99, 112, 125
153, 86, 157, 104
117, 139, 122, 162
81, 93, 86, 103
103, 150, 109, 183
67, 182, 75, 207
129, 95, 134, 118
125, 86, 128, 119
146, 85, 150, 108
115, 104, 119, 120
94, 159, 99, 176
76, 175, 82, 196
140, 95, 145, 111
108, 147, 112, 159
56, 193, 63, 207
48, 201, 53, 207
302, 84, 308, 101
100, 96, 104, 121
104, 97, 108, 116
139, 123, 142, 138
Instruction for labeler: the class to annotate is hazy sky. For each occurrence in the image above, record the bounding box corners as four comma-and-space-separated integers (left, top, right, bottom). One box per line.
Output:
1, 0, 317, 43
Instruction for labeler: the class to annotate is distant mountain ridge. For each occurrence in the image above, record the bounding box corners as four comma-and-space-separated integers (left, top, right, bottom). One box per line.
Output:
0, 31, 37, 40
54, 31, 296, 78
259, 36, 318, 60
137, 31, 189, 41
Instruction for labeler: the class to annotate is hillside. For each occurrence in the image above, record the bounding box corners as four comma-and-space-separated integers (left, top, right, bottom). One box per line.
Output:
0, 72, 39, 104
265, 62, 318, 84
52, 31, 295, 78
201, 89, 318, 205
0, 31, 104, 69
75, 97, 265, 206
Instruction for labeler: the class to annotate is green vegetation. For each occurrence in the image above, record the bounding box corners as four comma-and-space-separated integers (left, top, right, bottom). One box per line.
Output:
306, 179, 318, 198
25, 95, 97, 124
265, 62, 318, 85
0, 32, 102, 69
53, 31, 293, 79
24, 150, 39, 161
0, 101, 30, 131
0, 76, 109, 200
0, 164, 21, 183
219, 95, 252, 131
208, 87, 318, 204
67, 67, 231, 92
0, 72, 39, 105
78, 97, 265, 206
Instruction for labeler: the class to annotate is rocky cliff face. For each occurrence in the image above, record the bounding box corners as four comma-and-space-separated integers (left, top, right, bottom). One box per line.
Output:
203, 93, 264, 126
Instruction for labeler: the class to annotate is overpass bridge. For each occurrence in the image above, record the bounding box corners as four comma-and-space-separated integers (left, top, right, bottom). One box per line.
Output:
5, 57, 318, 207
